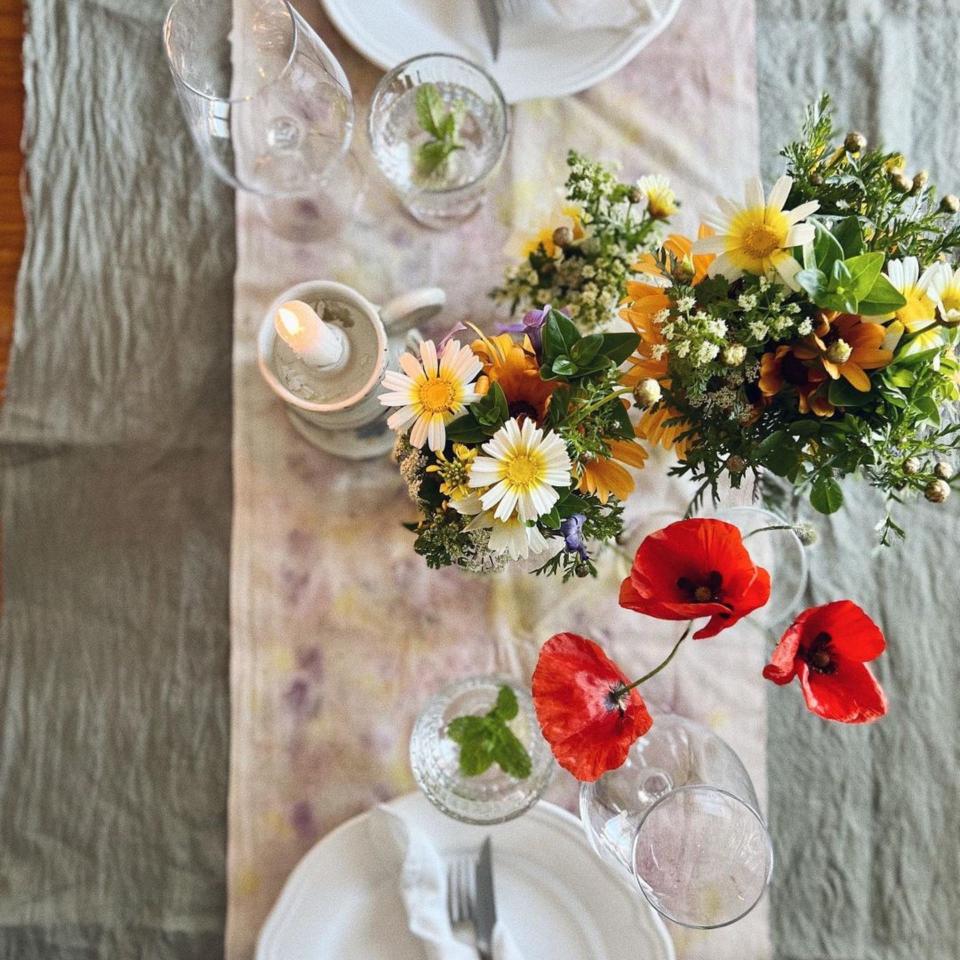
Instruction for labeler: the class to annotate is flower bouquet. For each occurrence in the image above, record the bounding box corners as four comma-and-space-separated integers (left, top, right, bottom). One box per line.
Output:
379, 308, 646, 578
492, 151, 675, 330
622, 96, 960, 540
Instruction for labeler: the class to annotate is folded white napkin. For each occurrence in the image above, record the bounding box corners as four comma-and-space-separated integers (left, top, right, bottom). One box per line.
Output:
369, 806, 525, 960
545, 0, 652, 30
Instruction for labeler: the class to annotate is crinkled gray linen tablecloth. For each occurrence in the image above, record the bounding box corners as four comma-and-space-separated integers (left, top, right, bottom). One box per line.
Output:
0, 1, 232, 958
758, 2, 960, 958
2, 0, 959, 958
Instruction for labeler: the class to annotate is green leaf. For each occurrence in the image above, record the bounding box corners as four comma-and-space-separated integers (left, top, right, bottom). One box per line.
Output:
884, 367, 915, 388
915, 395, 941, 424
571, 334, 604, 365
474, 382, 509, 427
415, 83, 444, 137
492, 725, 532, 779
540, 506, 562, 530
796, 267, 828, 300
832, 216, 864, 256
790, 419, 821, 437
542, 311, 581, 363
416, 140, 459, 178
812, 221, 844, 274
840, 252, 884, 301
597, 332, 641, 365
827, 377, 874, 407
445, 416, 489, 443
551, 357, 578, 377
460, 739, 496, 777
493, 685, 519, 721
756, 430, 799, 477
858, 273, 907, 315
810, 475, 843, 514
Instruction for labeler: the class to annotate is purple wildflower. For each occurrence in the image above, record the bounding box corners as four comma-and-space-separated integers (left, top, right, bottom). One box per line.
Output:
560, 513, 589, 561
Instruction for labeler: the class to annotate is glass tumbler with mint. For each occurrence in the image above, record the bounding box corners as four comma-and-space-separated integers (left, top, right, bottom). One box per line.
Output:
368, 54, 509, 229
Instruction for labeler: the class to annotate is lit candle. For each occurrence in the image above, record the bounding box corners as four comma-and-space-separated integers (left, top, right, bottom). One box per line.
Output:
274, 299, 347, 368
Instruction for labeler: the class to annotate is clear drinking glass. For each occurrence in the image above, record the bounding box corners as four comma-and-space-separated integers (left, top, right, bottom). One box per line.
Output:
703, 505, 809, 627
163, 0, 357, 235
368, 54, 509, 229
580, 714, 773, 929
410, 675, 554, 825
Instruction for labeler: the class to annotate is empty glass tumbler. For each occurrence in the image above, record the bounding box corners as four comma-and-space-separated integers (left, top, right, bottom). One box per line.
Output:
368, 53, 509, 229
580, 714, 773, 928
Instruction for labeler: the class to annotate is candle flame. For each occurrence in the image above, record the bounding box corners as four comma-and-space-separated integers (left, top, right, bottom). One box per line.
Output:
277, 306, 302, 338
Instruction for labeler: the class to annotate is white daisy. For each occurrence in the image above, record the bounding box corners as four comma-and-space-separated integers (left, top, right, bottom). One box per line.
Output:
468, 417, 572, 523
925, 261, 960, 326
692, 175, 819, 289
450, 494, 550, 561
379, 339, 482, 452
635, 174, 677, 219
883, 257, 939, 332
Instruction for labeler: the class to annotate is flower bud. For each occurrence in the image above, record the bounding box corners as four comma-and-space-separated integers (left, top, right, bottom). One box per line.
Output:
552, 226, 573, 249
940, 194, 960, 214
793, 522, 819, 547
574, 562, 591, 578
809, 173, 824, 186
902, 456, 921, 475
628, 185, 644, 204
934, 461, 953, 481
726, 455, 747, 475
844, 131, 867, 154
889, 171, 912, 193
925, 479, 951, 503
723, 343, 747, 366
826, 338, 853, 364
911, 170, 929, 195
632, 378, 662, 407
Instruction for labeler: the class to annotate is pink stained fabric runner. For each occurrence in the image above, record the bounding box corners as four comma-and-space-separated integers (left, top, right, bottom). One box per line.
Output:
228, 3, 764, 958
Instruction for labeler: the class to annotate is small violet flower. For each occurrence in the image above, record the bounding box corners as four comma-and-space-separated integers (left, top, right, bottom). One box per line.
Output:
498, 305, 552, 354
560, 513, 589, 561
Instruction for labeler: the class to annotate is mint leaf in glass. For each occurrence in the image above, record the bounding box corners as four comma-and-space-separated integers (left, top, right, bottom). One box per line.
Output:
414, 83, 465, 179
446, 684, 532, 779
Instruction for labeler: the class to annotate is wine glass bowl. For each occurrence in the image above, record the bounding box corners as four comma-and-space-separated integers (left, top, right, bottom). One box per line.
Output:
580, 714, 773, 929
163, 0, 354, 198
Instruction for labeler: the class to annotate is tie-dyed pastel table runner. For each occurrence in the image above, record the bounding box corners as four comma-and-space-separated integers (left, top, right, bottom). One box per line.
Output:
227, 3, 762, 957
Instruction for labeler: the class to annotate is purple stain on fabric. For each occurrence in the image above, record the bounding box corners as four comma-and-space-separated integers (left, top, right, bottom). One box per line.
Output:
284, 677, 310, 713
297, 646, 324, 679
291, 800, 318, 840
560, 513, 589, 561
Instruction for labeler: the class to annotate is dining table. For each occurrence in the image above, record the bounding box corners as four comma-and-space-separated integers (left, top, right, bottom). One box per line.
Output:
0, 0, 958, 959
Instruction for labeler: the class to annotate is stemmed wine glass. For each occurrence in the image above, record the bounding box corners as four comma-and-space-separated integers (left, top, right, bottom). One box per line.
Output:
580, 714, 773, 929
163, 0, 359, 238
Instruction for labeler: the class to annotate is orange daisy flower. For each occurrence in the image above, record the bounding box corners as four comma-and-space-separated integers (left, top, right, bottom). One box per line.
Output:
639, 404, 694, 458
578, 426, 648, 503
759, 345, 834, 417
471, 333, 558, 423
792, 312, 892, 392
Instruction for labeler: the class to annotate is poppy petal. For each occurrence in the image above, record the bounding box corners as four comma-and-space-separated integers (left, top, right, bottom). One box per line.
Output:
798, 659, 888, 724
801, 600, 885, 662
532, 633, 653, 782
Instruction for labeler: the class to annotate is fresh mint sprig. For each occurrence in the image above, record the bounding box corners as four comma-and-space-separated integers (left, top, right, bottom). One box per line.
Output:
414, 83, 465, 179
446, 685, 532, 779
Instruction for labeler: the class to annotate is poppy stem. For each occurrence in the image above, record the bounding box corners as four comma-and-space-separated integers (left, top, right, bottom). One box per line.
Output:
742, 523, 796, 541
622, 622, 693, 691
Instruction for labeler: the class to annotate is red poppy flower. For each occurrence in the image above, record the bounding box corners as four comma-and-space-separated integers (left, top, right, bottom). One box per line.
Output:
618, 519, 771, 639
532, 632, 653, 782
762, 600, 887, 724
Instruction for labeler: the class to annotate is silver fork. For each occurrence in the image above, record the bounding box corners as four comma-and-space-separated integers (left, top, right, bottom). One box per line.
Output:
447, 853, 478, 946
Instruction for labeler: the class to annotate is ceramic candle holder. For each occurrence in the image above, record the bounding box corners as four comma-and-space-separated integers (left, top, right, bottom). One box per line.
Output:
258, 280, 444, 459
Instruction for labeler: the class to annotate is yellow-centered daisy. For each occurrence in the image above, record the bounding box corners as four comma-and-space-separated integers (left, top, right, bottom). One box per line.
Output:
693, 175, 818, 289
469, 417, 572, 523
451, 494, 550, 560
379, 339, 482, 452
635, 174, 677, 220
883, 257, 939, 332
924, 261, 960, 326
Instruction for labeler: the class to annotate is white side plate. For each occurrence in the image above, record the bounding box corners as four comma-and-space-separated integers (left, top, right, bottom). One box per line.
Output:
256, 792, 676, 960
320, 0, 684, 103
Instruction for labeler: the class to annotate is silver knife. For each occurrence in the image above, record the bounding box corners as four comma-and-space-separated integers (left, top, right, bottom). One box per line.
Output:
476, 0, 500, 62
473, 837, 497, 960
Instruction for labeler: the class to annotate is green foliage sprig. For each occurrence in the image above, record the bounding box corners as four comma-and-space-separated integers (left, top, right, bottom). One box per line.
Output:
414, 83, 465, 179
447, 685, 532, 779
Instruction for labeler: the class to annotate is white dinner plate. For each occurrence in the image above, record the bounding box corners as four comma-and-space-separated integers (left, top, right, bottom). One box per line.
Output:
320, 0, 684, 103
256, 791, 675, 960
